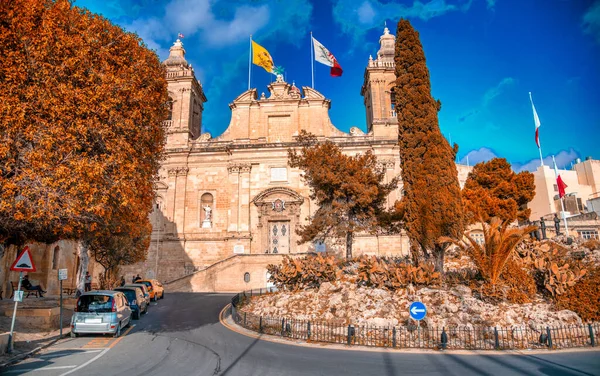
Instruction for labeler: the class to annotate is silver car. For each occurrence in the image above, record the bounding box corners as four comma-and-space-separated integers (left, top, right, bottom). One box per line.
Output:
71, 290, 132, 338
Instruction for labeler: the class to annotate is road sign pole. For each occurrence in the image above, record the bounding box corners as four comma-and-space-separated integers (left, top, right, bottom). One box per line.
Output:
8, 271, 23, 353
417, 319, 421, 347
60, 279, 63, 338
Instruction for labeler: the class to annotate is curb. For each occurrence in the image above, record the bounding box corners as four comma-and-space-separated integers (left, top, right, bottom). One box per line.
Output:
0, 329, 70, 370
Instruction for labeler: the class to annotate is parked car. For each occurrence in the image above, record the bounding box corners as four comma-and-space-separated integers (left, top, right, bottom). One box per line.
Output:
124, 283, 151, 305
138, 279, 164, 301
114, 287, 148, 319
71, 290, 132, 338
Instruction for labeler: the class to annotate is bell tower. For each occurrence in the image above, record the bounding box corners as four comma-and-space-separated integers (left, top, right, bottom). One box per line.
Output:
360, 26, 398, 138
162, 39, 207, 148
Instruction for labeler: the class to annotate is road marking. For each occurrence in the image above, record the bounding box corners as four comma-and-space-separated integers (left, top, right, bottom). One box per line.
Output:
58, 324, 135, 376
58, 348, 109, 376
109, 324, 135, 348
4, 365, 77, 373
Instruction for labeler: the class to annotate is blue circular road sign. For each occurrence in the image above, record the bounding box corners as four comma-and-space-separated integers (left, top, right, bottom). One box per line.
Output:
409, 301, 427, 321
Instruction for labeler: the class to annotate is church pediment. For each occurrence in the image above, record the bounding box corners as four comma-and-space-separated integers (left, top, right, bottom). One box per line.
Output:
252, 187, 304, 205
231, 89, 258, 103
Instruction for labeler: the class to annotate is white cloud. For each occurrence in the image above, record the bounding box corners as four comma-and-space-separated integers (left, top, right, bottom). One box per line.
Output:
204, 6, 270, 46
122, 0, 276, 60
458, 77, 516, 123
582, 1, 600, 44
358, 1, 376, 24
459, 147, 498, 165
512, 149, 580, 172
332, 0, 472, 46
482, 77, 516, 105
486, 0, 497, 9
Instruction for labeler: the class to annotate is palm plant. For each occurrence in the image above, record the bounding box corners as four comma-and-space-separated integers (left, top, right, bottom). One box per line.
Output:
440, 218, 536, 287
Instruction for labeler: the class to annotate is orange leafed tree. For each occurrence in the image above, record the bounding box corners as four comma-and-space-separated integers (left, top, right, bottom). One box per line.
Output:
0, 0, 168, 291
288, 131, 398, 259
394, 19, 464, 272
462, 158, 535, 224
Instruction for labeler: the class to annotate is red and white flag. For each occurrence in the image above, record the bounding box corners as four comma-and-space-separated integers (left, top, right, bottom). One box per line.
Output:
312, 36, 343, 77
529, 92, 541, 148
553, 156, 568, 199
178, 33, 185, 39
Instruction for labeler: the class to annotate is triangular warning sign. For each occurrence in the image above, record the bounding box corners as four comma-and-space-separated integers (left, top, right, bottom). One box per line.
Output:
10, 246, 37, 272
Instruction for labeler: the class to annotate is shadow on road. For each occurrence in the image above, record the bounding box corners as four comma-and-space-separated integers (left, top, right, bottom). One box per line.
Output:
219, 336, 261, 376
0, 349, 91, 375
136, 292, 232, 334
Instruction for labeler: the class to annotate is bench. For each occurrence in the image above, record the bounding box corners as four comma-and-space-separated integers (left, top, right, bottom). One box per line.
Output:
9, 281, 40, 298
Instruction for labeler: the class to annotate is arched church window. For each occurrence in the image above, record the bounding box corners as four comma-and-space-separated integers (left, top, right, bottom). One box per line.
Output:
201, 193, 214, 222
390, 88, 396, 117
166, 97, 174, 121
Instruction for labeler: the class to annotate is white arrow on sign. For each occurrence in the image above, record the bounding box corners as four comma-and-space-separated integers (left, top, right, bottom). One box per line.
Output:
411, 306, 425, 315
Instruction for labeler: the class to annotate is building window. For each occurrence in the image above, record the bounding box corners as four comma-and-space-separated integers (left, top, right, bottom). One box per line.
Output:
166, 97, 174, 121
470, 232, 485, 245
270, 167, 287, 182
578, 230, 599, 240
52, 246, 60, 270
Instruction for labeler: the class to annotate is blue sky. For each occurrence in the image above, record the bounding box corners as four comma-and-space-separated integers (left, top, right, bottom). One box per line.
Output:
74, 0, 600, 172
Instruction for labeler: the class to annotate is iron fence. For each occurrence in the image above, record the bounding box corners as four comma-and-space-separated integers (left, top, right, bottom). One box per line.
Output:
230, 289, 599, 351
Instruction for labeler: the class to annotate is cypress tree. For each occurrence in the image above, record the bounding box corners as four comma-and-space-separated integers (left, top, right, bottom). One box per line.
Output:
394, 19, 464, 272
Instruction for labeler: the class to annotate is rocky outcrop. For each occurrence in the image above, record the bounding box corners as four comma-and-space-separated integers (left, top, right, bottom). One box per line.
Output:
241, 281, 582, 329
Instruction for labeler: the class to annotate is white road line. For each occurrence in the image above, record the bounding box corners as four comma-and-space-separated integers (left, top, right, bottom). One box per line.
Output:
58, 348, 109, 376
4, 365, 77, 373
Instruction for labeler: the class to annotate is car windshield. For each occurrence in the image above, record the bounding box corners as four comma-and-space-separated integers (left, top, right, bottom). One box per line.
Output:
77, 295, 113, 313
125, 285, 146, 294
140, 281, 153, 290
115, 289, 136, 302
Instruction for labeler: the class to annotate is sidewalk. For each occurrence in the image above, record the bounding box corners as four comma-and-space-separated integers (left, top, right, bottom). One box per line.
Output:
0, 296, 73, 366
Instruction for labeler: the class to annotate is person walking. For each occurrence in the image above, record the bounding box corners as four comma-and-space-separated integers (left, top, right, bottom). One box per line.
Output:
133, 274, 142, 283
119, 276, 126, 287
22, 275, 46, 297
84, 271, 92, 292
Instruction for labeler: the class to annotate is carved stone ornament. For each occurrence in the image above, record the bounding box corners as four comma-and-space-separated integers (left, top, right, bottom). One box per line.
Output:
198, 132, 212, 142
272, 199, 285, 212
167, 167, 189, 176
228, 163, 251, 174
349, 127, 365, 136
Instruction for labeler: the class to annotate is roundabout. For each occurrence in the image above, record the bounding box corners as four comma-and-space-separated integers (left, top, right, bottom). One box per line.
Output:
3, 293, 600, 376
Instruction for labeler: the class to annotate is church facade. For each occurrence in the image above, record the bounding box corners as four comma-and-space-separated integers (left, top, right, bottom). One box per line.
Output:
124, 28, 471, 291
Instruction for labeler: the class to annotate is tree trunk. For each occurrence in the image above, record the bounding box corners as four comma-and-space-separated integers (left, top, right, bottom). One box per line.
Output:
433, 243, 445, 274
75, 242, 89, 297
345, 231, 353, 259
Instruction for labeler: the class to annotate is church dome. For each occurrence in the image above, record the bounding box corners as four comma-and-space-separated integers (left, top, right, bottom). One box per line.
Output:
163, 39, 189, 68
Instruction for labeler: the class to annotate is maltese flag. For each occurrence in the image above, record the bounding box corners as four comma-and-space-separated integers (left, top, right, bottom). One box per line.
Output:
529, 92, 541, 148
312, 36, 343, 77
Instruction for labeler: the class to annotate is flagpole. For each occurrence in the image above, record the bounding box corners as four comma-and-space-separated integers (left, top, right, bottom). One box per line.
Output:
248, 35, 252, 90
552, 155, 570, 236
310, 31, 314, 89
529, 92, 544, 167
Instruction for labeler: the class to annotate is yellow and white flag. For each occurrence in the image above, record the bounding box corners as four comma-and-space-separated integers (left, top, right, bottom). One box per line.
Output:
252, 40, 274, 73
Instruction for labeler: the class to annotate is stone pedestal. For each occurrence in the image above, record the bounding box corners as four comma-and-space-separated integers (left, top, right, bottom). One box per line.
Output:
202, 220, 212, 228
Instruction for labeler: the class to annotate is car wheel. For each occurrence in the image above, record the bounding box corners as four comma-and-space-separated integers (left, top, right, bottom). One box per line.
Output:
161, 292, 165, 299
133, 310, 140, 320
70, 331, 78, 338
114, 323, 121, 338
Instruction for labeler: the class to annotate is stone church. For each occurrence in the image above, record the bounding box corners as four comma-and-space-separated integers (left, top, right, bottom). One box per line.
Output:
122, 27, 471, 292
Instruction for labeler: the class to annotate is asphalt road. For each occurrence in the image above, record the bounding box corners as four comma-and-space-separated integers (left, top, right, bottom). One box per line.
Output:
2, 292, 600, 376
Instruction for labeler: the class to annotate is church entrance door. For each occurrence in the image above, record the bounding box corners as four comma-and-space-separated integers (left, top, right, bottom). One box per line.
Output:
268, 221, 290, 254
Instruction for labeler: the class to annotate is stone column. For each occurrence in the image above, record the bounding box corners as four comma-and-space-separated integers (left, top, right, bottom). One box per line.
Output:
239, 164, 252, 232
228, 164, 241, 232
